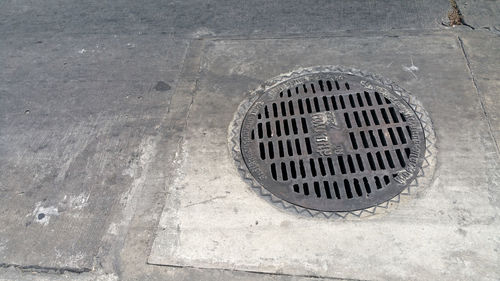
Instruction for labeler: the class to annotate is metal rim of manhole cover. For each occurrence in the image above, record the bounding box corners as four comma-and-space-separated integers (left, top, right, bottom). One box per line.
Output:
229, 66, 436, 219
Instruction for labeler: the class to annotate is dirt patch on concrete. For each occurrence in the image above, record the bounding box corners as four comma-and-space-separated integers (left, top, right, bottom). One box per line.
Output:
448, 0, 464, 26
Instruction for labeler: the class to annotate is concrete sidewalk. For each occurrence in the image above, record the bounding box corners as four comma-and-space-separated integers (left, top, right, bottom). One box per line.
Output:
0, 0, 499, 280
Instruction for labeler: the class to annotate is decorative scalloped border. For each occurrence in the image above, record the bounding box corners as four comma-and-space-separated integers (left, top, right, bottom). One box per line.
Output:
228, 66, 437, 219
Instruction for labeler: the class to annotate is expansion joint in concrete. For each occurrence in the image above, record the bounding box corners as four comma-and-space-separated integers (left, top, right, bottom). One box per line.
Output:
457, 35, 500, 157
0, 263, 91, 274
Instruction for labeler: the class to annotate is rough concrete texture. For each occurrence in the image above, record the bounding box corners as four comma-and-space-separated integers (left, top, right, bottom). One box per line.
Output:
0, 0, 449, 37
0, 267, 117, 281
0, 0, 499, 280
457, 0, 500, 31
148, 33, 500, 280
459, 33, 500, 155
0, 35, 188, 270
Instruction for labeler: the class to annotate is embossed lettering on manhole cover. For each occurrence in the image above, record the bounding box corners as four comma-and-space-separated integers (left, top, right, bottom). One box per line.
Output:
229, 66, 435, 218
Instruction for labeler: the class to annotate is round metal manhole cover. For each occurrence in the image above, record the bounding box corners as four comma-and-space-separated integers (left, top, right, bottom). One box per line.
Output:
230, 66, 435, 217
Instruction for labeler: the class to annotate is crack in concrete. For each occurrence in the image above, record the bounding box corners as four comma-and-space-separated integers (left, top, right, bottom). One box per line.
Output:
182, 40, 206, 132
0, 263, 91, 274
151, 264, 371, 281
457, 35, 500, 157
183, 195, 227, 208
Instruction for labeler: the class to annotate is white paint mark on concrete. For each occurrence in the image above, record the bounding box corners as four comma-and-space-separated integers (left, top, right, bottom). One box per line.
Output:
32, 202, 59, 226
68, 193, 90, 210
402, 56, 419, 79
191, 27, 215, 38
118, 137, 156, 206
58, 193, 90, 213
54, 247, 87, 269
0, 238, 7, 255
78, 48, 87, 54
103, 137, 158, 247
107, 223, 119, 235
67, 252, 85, 268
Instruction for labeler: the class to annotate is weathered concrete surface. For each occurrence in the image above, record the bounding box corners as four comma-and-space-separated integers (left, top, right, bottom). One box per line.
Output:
457, 0, 500, 31
0, 35, 188, 270
0, 0, 499, 280
0, 0, 449, 37
0, 266, 346, 281
149, 33, 500, 280
0, 267, 117, 281
459, 32, 500, 156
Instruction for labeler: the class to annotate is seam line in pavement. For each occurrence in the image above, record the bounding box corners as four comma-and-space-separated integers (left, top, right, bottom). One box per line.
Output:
145, 39, 206, 266
0, 27, 451, 41
149, 264, 370, 281
0, 263, 90, 274
457, 35, 500, 157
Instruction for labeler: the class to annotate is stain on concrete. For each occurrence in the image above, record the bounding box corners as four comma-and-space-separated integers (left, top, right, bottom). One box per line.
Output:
154, 81, 171, 92
32, 203, 59, 226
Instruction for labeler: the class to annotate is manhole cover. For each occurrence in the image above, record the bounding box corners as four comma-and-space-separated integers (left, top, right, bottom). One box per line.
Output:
230, 66, 435, 217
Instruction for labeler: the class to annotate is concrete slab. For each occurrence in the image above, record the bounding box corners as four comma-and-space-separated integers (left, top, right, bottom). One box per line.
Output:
0, 34, 188, 270
149, 33, 500, 280
459, 32, 500, 156
0, 0, 450, 37
457, 0, 500, 31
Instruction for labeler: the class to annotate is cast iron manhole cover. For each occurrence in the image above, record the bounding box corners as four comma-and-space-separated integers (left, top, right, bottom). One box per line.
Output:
230, 66, 435, 217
